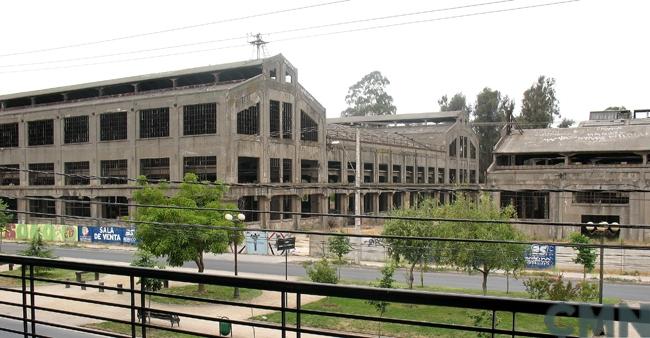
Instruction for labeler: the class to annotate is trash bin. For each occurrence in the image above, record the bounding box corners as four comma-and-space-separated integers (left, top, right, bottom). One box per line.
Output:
219, 318, 232, 336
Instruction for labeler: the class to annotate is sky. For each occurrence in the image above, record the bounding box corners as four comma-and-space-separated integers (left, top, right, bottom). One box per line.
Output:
0, 0, 648, 123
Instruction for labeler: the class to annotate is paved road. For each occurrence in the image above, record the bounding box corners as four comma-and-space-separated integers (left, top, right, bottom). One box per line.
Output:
0, 317, 107, 338
3, 243, 650, 301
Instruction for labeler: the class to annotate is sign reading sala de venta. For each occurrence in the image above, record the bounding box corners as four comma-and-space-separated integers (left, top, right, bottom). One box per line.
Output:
524, 244, 556, 269
78, 226, 136, 245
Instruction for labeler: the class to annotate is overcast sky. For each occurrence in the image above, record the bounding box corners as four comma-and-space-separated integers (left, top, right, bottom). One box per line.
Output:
1, 0, 647, 123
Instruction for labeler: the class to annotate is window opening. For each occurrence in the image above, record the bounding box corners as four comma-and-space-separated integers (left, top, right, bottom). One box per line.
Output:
183, 103, 216, 135
140, 158, 170, 181
270, 100, 280, 138
29, 163, 54, 185
348, 162, 356, 183
573, 191, 629, 204
183, 156, 216, 182
282, 102, 293, 139
0, 164, 19, 185
238, 157, 259, 183
100, 112, 128, 141
0, 122, 19, 147
99, 196, 129, 218
64, 161, 90, 185
301, 160, 319, 183
438, 168, 445, 184
392, 165, 401, 183
405, 166, 414, 183
64, 115, 89, 144
448, 139, 457, 157
417, 167, 425, 183
363, 163, 374, 183
237, 103, 259, 135
29, 197, 55, 218
28, 119, 54, 146
300, 110, 318, 141
238, 196, 259, 222
270, 158, 281, 183
282, 159, 292, 183
64, 197, 90, 217
328, 161, 341, 183
101, 160, 128, 184
140, 107, 169, 138
378, 164, 388, 183
500, 191, 549, 219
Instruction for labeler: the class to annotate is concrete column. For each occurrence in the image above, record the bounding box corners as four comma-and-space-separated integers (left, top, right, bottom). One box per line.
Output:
403, 192, 411, 209
259, 195, 270, 229
132, 83, 139, 94
386, 192, 394, 211
127, 198, 138, 220
17, 198, 28, 223
90, 199, 100, 220
212, 72, 220, 83
170, 78, 178, 88
372, 193, 379, 215
55, 198, 64, 224
0, 101, 5, 110
291, 195, 301, 230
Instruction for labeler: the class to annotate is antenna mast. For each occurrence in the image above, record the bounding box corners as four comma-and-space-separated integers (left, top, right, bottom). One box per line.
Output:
248, 33, 267, 60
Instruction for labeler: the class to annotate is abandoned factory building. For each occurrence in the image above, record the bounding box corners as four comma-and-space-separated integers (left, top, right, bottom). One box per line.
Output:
0, 54, 479, 229
487, 109, 650, 242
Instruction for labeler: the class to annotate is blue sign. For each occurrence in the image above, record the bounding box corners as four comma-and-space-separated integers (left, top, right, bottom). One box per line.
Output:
77, 226, 136, 245
245, 231, 268, 255
525, 244, 556, 269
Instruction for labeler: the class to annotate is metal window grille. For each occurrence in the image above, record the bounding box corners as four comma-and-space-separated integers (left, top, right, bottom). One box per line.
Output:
392, 165, 401, 183
183, 156, 216, 182
238, 157, 259, 183
29, 197, 56, 218
378, 164, 388, 183
64, 161, 90, 185
0, 164, 19, 185
405, 166, 414, 183
100, 159, 128, 184
183, 103, 216, 136
270, 100, 280, 138
0, 122, 19, 147
500, 191, 549, 219
100, 112, 128, 141
448, 139, 457, 157
363, 163, 374, 183
428, 167, 435, 183
449, 169, 457, 184
573, 191, 629, 204
282, 102, 292, 139
282, 159, 292, 183
237, 103, 259, 135
270, 158, 281, 183
63, 115, 89, 144
140, 158, 170, 180
300, 110, 318, 141
417, 167, 425, 183
139, 107, 169, 138
64, 197, 90, 217
328, 161, 341, 183
28, 163, 54, 185
438, 168, 445, 184
27, 119, 54, 146
99, 196, 128, 218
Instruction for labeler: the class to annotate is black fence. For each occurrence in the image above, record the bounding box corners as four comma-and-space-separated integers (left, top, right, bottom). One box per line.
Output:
0, 254, 647, 338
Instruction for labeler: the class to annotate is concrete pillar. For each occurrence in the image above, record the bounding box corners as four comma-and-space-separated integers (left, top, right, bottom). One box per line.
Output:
372, 193, 379, 215
90, 199, 100, 220
212, 72, 220, 83
403, 192, 411, 209
132, 83, 139, 94
170, 78, 178, 88
17, 198, 28, 223
0, 101, 5, 110
259, 195, 270, 229
127, 198, 137, 220
291, 195, 301, 230
30, 97, 35, 107
55, 198, 64, 224
386, 192, 394, 211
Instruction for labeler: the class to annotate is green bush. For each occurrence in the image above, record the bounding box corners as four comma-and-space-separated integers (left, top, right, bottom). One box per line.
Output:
470, 310, 501, 338
523, 277, 550, 299
577, 280, 599, 302
547, 275, 578, 301
524, 275, 597, 302
304, 258, 338, 284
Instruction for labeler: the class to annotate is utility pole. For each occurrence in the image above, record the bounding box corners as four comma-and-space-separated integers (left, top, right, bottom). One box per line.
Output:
248, 33, 267, 60
355, 127, 362, 264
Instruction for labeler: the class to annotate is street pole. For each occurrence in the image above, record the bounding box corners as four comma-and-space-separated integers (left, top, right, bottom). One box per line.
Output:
285, 248, 288, 281
234, 234, 240, 299
599, 235, 604, 304
355, 127, 361, 264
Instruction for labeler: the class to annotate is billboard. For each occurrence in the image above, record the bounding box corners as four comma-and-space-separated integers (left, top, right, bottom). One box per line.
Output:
245, 231, 268, 255
78, 225, 136, 245
525, 244, 556, 269
15, 224, 78, 243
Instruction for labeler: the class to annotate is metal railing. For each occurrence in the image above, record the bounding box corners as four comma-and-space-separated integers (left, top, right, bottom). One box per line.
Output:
0, 254, 646, 338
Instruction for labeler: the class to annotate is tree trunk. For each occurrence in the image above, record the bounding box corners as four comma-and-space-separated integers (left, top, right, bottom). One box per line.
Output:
482, 271, 488, 295
420, 260, 424, 288
506, 271, 510, 294
583, 266, 587, 281
195, 253, 205, 293
408, 262, 416, 289
378, 310, 384, 337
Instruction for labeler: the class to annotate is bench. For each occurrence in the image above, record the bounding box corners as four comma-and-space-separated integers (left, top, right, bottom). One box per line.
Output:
75, 271, 99, 282
137, 309, 180, 327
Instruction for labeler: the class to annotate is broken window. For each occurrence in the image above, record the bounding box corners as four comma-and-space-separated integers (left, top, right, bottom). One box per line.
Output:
417, 167, 425, 183
269, 69, 277, 80
283, 159, 292, 183
183, 156, 216, 182
99, 196, 128, 219
29, 163, 54, 185
300, 110, 318, 141
140, 107, 169, 138
238, 157, 259, 183
0, 122, 19, 147
438, 168, 445, 184
0, 164, 19, 185
496, 155, 512, 166
140, 158, 170, 181
64, 115, 89, 144
428, 167, 435, 183
183, 103, 216, 135
64, 197, 90, 217
100, 112, 128, 141
285, 71, 293, 83
470, 169, 476, 184
459, 169, 465, 183
270, 158, 281, 183
379, 193, 389, 212
270, 100, 281, 138
363, 194, 374, 214
301, 160, 319, 183
573, 191, 629, 204
570, 152, 643, 165
392, 165, 401, 183
271, 195, 293, 220
378, 164, 388, 183
301, 194, 319, 217
514, 153, 565, 166
500, 191, 549, 219
449, 169, 457, 184
29, 197, 55, 218
392, 193, 402, 209
363, 163, 374, 183
238, 196, 259, 222
282, 102, 292, 139
328, 161, 341, 183
64, 161, 90, 185
405, 166, 414, 183
237, 103, 259, 135
28, 119, 54, 146
470, 142, 477, 159
347, 162, 356, 183
448, 139, 457, 157
101, 159, 128, 184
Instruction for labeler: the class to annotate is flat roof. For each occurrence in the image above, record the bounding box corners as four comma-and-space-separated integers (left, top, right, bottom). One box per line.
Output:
327, 111, 462, 125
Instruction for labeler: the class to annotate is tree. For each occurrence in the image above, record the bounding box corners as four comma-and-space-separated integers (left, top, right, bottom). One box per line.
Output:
304, 258, 338, 284
328, 233, 352, 279
558, 118, 575, 128
472, 88, 511, 182
130, 249, 165, 308
20, 230, 56, 275
133, 173, 244, 292
519, 76, 560, 128
437, 194, 526, 295
341, 71, 396, 117
0, 200, 11, 252
502, 240, 526, 294
383, 201, 443, 289
570, 232, 597, 281
367, 262, 395, 337
438, 93, 470, 113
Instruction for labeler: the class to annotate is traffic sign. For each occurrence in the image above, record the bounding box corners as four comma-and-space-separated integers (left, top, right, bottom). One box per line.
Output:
276, 237, 296, 251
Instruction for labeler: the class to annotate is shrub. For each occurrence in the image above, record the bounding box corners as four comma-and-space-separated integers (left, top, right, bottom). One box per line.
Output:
547, 275, 579, 301
524, 275, 597, 302
523, 277, 550, 299
470, 310, 501, 338
577, 280, 599, 302
304, 258, 338, 284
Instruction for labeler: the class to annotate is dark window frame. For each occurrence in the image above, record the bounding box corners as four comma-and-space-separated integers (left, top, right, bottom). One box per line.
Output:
0, 122, 19, 147
183, 156, 217, 182
237, 103, 260, 135
183, 103, 217, 136
64, 161, 90, 185
100, 159, 128, 185
28, 119, 54, 146
140, 158, 170, 181
100, 112, 128, 141
139, 107, 170, 138
63, 115, 89, 144
28, 163, 55, 185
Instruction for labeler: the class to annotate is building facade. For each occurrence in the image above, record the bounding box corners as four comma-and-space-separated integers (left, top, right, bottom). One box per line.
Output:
487, 110, 650, 242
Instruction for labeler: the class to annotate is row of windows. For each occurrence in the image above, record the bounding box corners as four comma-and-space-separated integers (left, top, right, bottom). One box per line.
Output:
448, 136, 477, 159
0, 101, 319, 147
20, 196, 128, 219
327, 161, 477, 184
0, 156, 218, 186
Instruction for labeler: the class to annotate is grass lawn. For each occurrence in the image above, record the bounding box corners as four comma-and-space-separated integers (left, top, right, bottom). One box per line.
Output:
150, 284, 262, 305
0, 267, 80, 287
254, 280, 620, 338
86, 321, 203, 337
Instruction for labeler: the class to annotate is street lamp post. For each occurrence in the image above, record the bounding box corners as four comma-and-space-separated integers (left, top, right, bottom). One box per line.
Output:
225, 213, 246, 298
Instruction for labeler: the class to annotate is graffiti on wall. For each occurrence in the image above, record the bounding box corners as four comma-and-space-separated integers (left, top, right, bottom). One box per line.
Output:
15, 224, 78, 243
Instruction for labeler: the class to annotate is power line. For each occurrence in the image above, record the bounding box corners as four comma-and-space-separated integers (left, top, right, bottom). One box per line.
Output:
0, 0, 351, 58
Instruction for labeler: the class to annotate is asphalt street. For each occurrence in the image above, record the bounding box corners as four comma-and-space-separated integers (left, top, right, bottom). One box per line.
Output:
0, 317, 106, 338
3, 242, 650, 302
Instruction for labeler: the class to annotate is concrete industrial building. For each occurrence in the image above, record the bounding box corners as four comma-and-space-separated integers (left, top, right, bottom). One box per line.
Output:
0, 54, 479, 229
487, 109, 650, 241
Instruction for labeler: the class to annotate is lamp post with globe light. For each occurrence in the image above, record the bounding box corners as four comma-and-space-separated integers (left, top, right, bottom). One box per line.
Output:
225, 212, 245, 298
